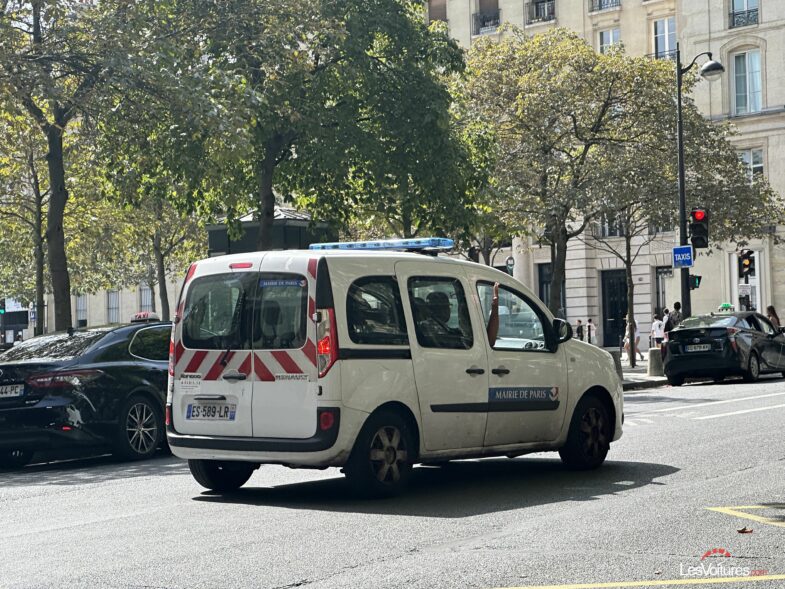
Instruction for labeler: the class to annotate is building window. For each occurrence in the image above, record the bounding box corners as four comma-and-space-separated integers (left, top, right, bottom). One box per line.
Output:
537, 263, 566, 316
739, 148, 764, 181
427, 0, 447, 24
75, 294, 87, 328
526, 1, 556, 25
733, 50, 762, 115
599, 28, 620, 54
730, 0, 759, 28
653, 17, 676, 59
472, 0, 501, 36
599, 214, 623, 238
589, 0, 621, 12
107, 290, 120, 324
139, 284, 154, 312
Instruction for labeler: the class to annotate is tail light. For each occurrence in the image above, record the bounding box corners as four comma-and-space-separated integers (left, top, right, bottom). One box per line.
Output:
168, 338, 176, 376
319, 409, 336, 431
27, 369, 103, 389
165, 405, 172, 426
727, 327, 740, 352
315, 308, 339, 378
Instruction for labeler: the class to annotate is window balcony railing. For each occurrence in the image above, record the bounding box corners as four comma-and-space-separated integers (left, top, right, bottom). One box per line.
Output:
472, 9, 501, 36
588, 0, 621, 13
526, 1, 556, 25
729, 9, 759, 28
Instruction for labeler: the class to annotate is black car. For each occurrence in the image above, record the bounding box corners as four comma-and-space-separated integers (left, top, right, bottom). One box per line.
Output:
0, 322, 171, 468
664, 312, 785, 386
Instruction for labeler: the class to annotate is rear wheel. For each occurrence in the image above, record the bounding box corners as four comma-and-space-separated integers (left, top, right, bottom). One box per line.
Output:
744, 353, 760, 383
114, 394, 163, 460
0, 449, 33, 469
667, 375, 685, 387
345, 410, 415, 498
188, 459, 256, 492
559, 395, 612, 470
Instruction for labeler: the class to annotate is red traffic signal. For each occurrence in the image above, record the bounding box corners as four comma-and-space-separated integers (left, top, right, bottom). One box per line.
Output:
691, 209, 706, 222
689, 208, 710, 249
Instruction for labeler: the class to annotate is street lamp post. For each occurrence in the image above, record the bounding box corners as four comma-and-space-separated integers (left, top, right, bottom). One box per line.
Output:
675, 43, 724, 318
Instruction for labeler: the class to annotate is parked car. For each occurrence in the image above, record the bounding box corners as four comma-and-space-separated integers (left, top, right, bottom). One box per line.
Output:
0, 319, 171, 468
167, 237, 623, 497
664, 312, 785, 386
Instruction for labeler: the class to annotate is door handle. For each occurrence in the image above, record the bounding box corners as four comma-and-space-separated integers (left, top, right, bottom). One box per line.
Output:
491, 367, 510, 376
222, 372, 247, 382
465, 367, 485, 376
193, 394, 227, 401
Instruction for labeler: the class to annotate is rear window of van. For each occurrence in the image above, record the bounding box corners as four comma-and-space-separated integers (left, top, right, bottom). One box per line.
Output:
181, 272, 308, 350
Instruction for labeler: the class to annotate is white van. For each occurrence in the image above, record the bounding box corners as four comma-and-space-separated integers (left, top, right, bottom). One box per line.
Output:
166, 238, 623, 496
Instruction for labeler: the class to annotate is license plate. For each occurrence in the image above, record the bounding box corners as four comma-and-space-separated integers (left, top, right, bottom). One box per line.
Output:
686, 344, 711, 352
186, 403, 236, 421
0, 384, 24, 398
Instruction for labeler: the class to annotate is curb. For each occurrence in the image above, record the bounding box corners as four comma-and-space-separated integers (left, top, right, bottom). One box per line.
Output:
622, 378, 668, 392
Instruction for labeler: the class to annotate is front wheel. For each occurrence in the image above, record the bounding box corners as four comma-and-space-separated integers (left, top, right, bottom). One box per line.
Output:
0, 449, 33, 469
667, 375, 685, 387
114, 394, 163, 461
189, 460, 257, 492
345, 410, 415, 498
744, 353, 760, 383
559, 395, 612, 470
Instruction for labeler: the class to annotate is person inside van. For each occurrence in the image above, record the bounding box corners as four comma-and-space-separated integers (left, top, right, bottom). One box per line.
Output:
486, 282, 500, 347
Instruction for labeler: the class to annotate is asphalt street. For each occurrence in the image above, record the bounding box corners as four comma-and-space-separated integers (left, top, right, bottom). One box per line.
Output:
1, 377, 784, 589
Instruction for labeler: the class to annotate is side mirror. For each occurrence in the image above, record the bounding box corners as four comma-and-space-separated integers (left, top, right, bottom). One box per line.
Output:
553, 318, 572, 344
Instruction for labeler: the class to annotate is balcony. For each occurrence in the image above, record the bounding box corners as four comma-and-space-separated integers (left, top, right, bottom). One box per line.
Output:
526, 1, 556, 25
472, 9, 501, 36
588, 0, 621, 13
729, 9, 759, 28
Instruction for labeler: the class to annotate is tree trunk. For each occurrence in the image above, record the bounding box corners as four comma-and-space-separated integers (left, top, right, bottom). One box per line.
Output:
255, 135, 283, 251
44, 125, 71, 331
548, 225, 568, 317
153, 232, 170, 321
480, 236, 493, 266
625, 235, 637, 368
29, 149, 46, 336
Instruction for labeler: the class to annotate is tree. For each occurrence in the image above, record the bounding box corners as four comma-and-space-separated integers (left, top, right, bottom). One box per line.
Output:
459, 28, 687, 315
0, 0, 136, 329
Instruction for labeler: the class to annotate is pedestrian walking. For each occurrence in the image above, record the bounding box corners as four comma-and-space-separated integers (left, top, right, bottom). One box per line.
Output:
575, 319, 584, 341
623, 319, 644, 362
587, 318, 595, 344
664, 302, 683, 334
651, 314, 665, 347
766, 305, 781, 329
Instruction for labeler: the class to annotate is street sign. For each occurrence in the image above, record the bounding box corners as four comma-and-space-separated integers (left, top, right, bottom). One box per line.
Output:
739, 283, 752, 297
672, 245, 694, 269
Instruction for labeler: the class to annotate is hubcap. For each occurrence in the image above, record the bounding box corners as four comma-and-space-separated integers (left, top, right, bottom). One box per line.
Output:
126, 402, 157, 455
579, 407, 608, 459
751, 357, 759, 378
368, 426, 408, 484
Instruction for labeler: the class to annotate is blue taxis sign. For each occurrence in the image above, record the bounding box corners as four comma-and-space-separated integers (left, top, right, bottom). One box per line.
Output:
672, 245, 694, 269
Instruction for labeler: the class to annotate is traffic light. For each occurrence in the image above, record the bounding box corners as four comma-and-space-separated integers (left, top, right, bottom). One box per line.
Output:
739, 249, 756, 277
689, 208, 710, 249
689, 275, 702, 290
0, 299, 5, 315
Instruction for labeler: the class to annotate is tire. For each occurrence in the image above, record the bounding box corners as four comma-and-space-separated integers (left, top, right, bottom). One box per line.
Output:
743, 353, 760, 383
345, 410, 416, 498
188, 459, 256, 492
559, 395, 612, 471
0, 449, 33, 469
114, 394, 164, 461
667, 375, 685, 387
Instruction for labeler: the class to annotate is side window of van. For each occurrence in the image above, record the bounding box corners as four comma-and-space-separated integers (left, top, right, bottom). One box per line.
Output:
252, 274, 309, 350
182, 273, 255, 350
477, 282, 547, 351
408, 277, 473, 350
346, 277, 408, 345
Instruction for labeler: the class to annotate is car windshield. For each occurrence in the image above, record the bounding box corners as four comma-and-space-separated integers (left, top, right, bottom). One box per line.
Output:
0, 329, 111, 362
680, 315, 737, 328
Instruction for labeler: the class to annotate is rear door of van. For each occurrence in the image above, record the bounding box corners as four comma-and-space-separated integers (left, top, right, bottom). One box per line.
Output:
250, 255, 319, 439
171, 259, 259, 437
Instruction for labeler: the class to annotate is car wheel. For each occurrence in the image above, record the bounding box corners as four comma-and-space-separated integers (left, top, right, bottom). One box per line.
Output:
0, 449, 33, 469
345, 410, 415, 498
188, 459, 257, 492
744, 353, 760, 383
559, 395, 612, 471
667, 375, 685, 387
114, 394, 163, 461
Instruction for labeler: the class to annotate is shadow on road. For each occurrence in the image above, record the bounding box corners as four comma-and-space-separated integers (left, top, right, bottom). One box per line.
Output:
0, 452, 187, 487
193, 458, 678, 518
624, 394, 718, 405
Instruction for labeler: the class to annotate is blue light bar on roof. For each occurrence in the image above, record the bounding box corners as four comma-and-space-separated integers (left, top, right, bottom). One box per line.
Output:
309, 237, 454, 251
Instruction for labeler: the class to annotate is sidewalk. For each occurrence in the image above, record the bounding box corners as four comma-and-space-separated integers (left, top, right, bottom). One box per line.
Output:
616, 351, 669, 392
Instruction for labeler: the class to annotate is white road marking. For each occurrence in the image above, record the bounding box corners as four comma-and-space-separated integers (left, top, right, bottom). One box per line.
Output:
694, 402, 785, 420
630, 391, 785, 416
637, 418, 653, 423
624, 421, 638, 427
